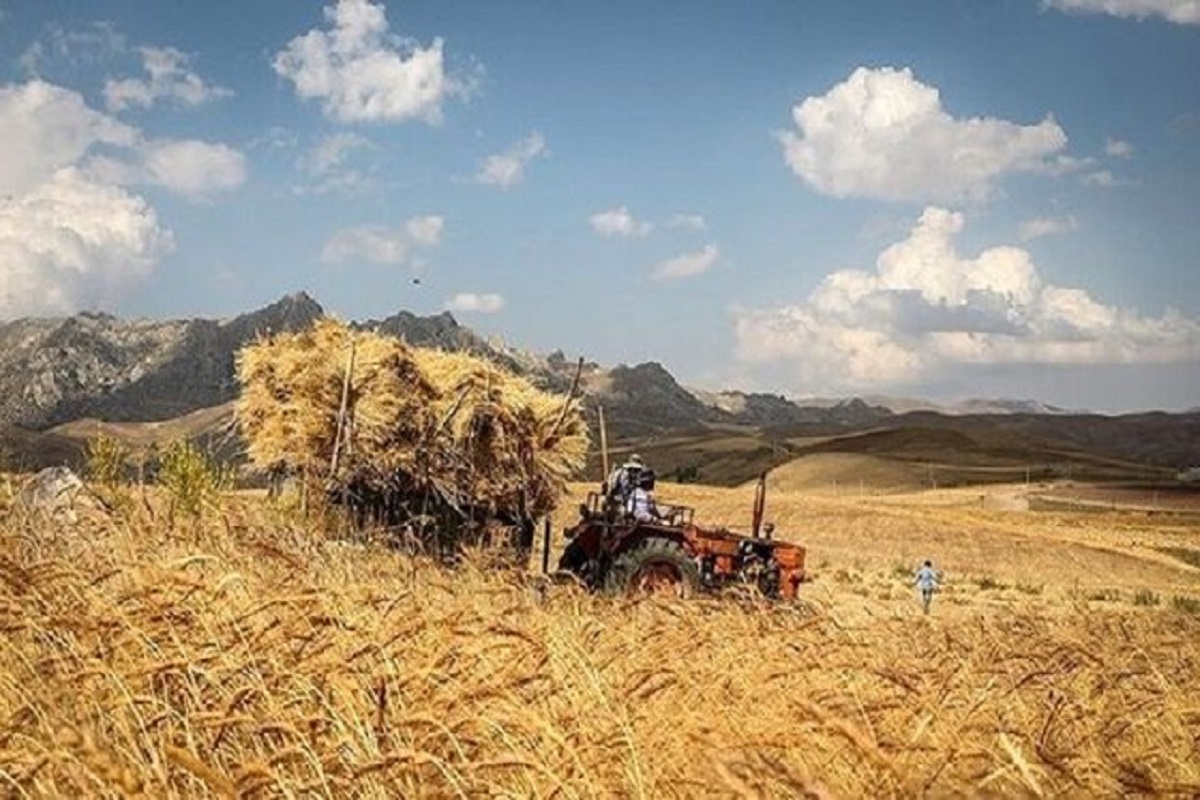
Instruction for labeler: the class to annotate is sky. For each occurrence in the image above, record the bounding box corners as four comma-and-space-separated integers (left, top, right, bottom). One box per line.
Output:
0, 0, 1197, 412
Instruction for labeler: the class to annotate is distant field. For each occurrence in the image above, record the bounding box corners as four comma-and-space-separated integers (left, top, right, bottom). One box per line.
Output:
2, 475, 1197, 796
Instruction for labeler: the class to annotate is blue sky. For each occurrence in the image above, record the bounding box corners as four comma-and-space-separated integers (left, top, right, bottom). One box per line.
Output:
1, 0, 1197, 411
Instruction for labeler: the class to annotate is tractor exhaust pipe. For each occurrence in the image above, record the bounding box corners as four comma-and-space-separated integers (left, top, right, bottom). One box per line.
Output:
752, 473, 767, 538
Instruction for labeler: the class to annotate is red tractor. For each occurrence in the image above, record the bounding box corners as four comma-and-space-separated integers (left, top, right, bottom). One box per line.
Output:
556, 476, 807, 599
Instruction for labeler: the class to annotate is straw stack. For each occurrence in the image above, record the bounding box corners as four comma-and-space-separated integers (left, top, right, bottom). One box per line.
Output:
235, 318, 588, 523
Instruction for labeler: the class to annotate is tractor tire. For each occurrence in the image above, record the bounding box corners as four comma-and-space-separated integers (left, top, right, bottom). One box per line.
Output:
604, 537, 700, 598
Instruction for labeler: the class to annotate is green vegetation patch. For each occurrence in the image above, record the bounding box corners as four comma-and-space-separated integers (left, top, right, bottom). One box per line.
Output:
1156, 546, 1200, 569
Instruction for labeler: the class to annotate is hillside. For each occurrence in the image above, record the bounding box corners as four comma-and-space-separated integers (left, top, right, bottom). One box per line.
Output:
1, 295, 1197, 485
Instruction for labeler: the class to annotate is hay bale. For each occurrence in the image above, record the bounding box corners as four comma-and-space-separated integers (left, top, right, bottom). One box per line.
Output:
235, 318, 588, 529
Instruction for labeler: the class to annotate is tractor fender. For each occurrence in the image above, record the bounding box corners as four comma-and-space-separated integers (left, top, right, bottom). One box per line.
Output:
609, 525, 696, 560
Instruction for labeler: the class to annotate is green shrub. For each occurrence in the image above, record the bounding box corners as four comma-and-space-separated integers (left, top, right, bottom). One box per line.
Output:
975, 575, 1008, 591
1171, 595, 1200, 615
1132, 588, 1160, 607
1156, 547, 1200, 569
86, 434, 133, 513
157, 439, 229, 519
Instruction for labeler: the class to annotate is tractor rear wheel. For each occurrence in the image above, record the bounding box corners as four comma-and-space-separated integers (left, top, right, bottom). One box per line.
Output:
605, 537, 700, 598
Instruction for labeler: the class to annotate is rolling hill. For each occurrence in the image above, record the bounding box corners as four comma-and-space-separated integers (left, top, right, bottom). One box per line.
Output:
1, 293, 1197, 487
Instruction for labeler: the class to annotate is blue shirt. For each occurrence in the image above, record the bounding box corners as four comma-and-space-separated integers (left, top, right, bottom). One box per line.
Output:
915, 566, 939, 590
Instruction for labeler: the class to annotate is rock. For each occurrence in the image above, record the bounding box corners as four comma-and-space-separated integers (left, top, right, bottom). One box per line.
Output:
18, 466, 86, 522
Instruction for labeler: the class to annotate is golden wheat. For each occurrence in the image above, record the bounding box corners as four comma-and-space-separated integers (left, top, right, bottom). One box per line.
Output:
0, 482, 1196, 797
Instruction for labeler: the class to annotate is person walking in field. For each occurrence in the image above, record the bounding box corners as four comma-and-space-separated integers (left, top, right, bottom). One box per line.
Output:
914, 560, 940, 614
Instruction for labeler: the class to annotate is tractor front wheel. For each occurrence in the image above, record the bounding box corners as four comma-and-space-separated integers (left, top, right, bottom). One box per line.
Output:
605, 537, 700, 598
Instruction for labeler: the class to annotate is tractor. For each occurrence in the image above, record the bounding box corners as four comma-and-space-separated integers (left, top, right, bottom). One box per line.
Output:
555, 475, 807, 599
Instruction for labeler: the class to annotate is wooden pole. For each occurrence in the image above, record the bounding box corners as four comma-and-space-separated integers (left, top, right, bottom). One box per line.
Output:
329, 335, 357, 479
541, 516, 552, 574
547, 357, 586, 441
598, 403, 610, 484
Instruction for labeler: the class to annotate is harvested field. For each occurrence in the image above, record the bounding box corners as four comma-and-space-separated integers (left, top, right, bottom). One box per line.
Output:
0, 480, 1197, 797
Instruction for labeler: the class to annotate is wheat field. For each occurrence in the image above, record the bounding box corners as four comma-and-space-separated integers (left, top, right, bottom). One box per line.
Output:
1, 477, 1198, 798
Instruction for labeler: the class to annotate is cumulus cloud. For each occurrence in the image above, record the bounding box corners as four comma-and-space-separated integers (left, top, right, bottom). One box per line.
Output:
141, 139, 247, 199
651, 244, 720, 280
589, 206, 653, 237
273, 0, 474, 124
1105, 137, 1134, 158
104, 46, 232, 111
321, 214, 444, 265
1082, 169, 1135, 187
666, 213, 707, 230
19, 21, 126, 76
1044, 0, 1199, 24
777, 67, 1069, 202
0, 168, 174, 317
445, 292, 505, 313
733, 207, 1200, 391
0, 78, 245, 317
474, 132, 546, 188
1018, 214, 1078, 241
0, 80, 136, 194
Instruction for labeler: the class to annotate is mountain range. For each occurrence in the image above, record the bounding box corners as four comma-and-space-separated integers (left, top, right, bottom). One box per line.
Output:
1, 292, 1196, 484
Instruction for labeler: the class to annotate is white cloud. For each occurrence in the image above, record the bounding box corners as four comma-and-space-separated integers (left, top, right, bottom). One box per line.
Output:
666, 213, 707, 230
474, 132, 546, 188
1082, 169, 1135, 187
104, 46, 232, 112
777, 67, 1069, 202
405, 215, 444, 246
142, 139, 247, 199
0, 168, 174, 317
445, 292, 505, 313
0, 80, 136, 194
321, 214, 444, 265
302, 132, 372, 175
295, 132, 375, 195
590, 206, 653, 237
1105, 137, 1134, 158
1018, 214, 1078, 241
651, 244, 720, 280
1044, 0, 1200, 24
273, 0, 474, 124
0, 78, 246, 317
733, 207, 1200, 391
19, 21, 126, 76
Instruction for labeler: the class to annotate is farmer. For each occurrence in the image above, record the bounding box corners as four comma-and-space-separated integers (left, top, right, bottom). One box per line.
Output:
914, 559, 940, 614
625, 467, 662, 523
605, 453, 645, 506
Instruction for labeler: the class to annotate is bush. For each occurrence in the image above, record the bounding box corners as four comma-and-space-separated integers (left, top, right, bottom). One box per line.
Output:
157, 440, 229, 519
86, 434, 126, 487
86, 434, 133, 513
1087, 588, 1122, 602
976, 575, 1008, 591
1171, 595, 1200, 615
1133, 588, 1160, 607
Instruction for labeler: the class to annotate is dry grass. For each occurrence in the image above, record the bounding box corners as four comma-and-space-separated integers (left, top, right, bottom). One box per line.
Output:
0, 481, 1198, 798
236, 318, 587, 520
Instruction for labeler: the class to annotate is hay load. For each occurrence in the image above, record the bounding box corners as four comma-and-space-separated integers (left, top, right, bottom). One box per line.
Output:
236, 318, 589, 544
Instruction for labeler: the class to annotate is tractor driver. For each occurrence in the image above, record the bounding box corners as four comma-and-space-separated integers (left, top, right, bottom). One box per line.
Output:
625, 467, 663, 523
605, 453, 645, 507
